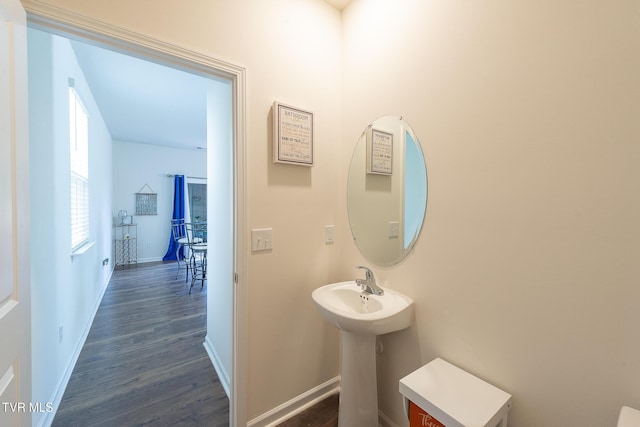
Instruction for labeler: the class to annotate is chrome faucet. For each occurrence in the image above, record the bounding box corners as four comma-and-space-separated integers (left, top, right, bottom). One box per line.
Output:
355, 266, 384, 296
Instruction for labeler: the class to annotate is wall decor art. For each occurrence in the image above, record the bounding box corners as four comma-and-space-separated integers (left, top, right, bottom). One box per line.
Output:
135, 183, 157, 215
367, 128, 393, 175
273, 101, 314, 166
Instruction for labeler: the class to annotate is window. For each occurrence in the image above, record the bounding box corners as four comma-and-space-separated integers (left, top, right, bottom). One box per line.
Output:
69, 84, 89, 250
188, 183, 207, 222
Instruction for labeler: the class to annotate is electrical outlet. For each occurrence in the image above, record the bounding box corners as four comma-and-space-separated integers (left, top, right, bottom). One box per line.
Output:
58, 325, 64, 343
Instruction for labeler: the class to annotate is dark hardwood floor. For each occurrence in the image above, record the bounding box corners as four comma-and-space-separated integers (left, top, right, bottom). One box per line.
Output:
276, 394, 339, 427
52, 261, 338, 427
52, 261, 228, 426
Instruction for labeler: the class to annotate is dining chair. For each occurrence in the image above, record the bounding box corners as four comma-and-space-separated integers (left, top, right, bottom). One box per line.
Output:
185, 222, 207, 293
171, 219, 190, 281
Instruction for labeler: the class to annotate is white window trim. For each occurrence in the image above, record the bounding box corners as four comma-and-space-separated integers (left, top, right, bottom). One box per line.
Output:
71, 241, 95, 260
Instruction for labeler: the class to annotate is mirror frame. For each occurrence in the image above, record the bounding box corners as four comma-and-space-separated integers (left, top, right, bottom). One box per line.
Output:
347, 116, 427, 267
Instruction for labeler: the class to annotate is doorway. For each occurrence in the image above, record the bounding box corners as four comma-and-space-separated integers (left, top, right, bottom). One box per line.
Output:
26, 14, 247, 427
188, 182, 208, 223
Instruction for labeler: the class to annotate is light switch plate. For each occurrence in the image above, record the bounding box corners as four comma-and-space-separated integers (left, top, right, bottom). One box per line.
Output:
325, 225, 335, 244
389, 221, 399, 238
251, 228, 273, 251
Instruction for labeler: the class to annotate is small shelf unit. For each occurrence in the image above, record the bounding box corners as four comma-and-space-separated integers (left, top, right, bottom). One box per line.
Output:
114, 223, 137, 268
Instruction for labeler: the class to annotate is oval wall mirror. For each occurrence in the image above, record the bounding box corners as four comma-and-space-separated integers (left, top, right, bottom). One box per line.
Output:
347, 116, 427, 266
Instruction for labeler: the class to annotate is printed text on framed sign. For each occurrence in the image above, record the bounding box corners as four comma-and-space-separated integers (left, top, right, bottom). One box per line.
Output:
273, 102, 314, 166
367, 128, 393, 175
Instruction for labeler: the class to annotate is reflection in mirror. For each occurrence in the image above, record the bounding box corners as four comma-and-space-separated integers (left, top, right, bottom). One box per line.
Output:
347, 116, 427, 266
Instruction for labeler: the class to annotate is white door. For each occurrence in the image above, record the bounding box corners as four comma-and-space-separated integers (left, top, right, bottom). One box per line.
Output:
0, 0, 32, 425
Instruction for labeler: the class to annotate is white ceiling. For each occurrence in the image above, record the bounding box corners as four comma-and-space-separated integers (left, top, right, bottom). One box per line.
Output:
71, 40, 209, 150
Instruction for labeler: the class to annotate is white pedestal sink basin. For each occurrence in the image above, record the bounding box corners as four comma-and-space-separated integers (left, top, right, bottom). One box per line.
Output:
312, 281, 414, 427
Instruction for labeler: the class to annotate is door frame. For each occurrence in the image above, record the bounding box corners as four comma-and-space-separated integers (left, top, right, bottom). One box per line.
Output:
22, 4, 248, 426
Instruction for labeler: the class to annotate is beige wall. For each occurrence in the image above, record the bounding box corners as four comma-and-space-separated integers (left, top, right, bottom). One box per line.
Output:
24, 0, 640, 425
342, 0, 640, 426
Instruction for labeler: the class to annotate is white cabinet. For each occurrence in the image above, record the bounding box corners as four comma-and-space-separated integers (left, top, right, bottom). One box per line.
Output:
399, 358, 512, 427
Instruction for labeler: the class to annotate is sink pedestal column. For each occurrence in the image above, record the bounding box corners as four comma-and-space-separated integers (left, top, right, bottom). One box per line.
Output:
339, 331, 378, 427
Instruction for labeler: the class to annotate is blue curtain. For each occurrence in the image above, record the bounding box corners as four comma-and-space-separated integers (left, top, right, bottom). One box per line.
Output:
163, 175, 185, 261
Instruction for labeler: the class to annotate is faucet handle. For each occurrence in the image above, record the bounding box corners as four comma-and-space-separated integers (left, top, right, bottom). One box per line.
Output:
354, 266, 384, 295
355, 265, 374, 281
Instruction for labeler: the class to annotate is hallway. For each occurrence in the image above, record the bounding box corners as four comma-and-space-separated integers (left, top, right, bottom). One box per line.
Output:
52, 261, 228, 426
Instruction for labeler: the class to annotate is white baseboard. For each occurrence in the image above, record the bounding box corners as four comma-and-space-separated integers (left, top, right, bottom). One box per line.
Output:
247, 377, 340, 427
136, 256, 164, 264
203, 335, 231, 399
36, 268, 113, 427
379, 409, 402, 427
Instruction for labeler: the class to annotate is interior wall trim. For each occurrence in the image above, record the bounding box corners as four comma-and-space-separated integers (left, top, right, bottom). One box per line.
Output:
136, 256, 164, 264
203, 335, 231, 398
21, 2, 248, 426
379, 409, 401, 427
247, 376, 340, 427
21, 0, 244, 80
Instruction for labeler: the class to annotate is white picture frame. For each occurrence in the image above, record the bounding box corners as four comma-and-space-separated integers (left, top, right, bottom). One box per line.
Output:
367, 128, 393, 175
273, 101, 314, 166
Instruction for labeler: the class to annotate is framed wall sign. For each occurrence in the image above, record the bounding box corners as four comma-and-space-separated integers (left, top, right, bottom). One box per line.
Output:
273, 101, 314, 166
135, 183, 158, 215
367, 128, 393, 175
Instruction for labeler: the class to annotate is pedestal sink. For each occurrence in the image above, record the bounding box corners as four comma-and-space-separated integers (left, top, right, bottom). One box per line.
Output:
312, 281, 414, 427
